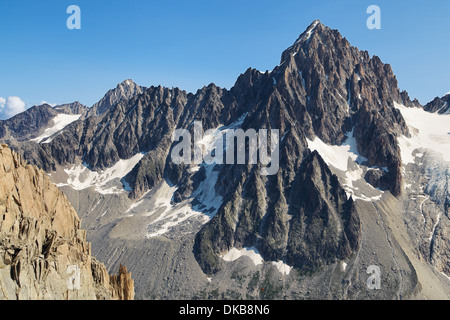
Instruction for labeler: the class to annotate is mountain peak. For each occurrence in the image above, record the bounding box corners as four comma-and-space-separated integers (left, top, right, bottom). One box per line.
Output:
293, 19, 325, 44
87, 79, 144, 117
279, 20, 342, 64
118, 79, 136, 88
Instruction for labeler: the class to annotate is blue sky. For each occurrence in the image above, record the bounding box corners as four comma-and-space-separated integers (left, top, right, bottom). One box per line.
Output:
0, 0, 449, 119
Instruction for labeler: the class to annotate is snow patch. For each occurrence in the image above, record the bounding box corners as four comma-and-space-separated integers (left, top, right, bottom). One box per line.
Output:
221, 247, 293, 275
145, 114, 251, 238
31, 113, 81, 143
295, 20, 320, 44
307, 130, 383, 202
222, 247, 263, 266
428, 212, 442, 242
306, 129, 367, 172
145, 171, 223, 238
271, 261, 293, 275
56, 152, 145, 194
441, 272, 450, 281
395, 102, 450, 164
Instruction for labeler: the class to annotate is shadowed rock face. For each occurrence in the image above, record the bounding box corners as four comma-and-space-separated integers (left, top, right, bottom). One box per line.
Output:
194, 150, 360, 274
424, 94, 450, 114
0, 144, 134, 300
0, 104, 59, 142
0, 102, 88, 142
86, 79, 144, 118
1, 21, 423, 277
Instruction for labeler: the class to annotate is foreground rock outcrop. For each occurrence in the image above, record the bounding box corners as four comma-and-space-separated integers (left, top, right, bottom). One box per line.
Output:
0, 144, 134, 300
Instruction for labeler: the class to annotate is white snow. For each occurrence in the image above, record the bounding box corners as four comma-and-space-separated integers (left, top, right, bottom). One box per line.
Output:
295, 20, 320, 44
343, 165, 364, 193
394, 102, 450, 164
348, 192, 382, 202
271, 261, 293, 275
306, 129, 367, 172
307, 130, 383, 202
146, 114, 250, 238
31, 113, 81, 143
428, 212, 442, 242
145, 172, 223, 238
56, 152, 145, 194
145, 181, 201, 238
221, 247, 293, 275
222, 247, 264, 266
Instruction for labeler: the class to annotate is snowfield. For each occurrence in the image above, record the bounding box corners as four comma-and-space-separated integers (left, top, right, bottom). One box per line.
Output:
221, 246, 293, 275
31, 113, 81, 143
56, 152, 145, 194
306, 129, 367, 172
395, 102, 450, 164
306, 129, 383, 201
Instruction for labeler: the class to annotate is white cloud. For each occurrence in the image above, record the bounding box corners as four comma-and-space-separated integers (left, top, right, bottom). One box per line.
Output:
0, 96, 27, 119
40, 100, 57, 107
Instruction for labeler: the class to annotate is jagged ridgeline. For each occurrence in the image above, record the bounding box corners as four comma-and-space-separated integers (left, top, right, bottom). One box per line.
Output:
0, 144, 134, 300
0, 21, 427, 278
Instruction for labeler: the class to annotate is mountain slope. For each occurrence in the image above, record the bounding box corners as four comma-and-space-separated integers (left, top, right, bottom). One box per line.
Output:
1, 20, 449, 300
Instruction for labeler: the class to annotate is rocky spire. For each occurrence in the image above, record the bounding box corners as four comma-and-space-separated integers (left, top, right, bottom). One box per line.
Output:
87, 79, 144, 117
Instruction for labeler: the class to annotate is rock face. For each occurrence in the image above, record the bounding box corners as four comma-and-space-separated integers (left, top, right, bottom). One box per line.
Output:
0, 104, 59, 142
424, 94, 450, 114
3, 21, 418, 275
0, 144, 134, 300
0, 102, 88, 142
53, 101, 88, 116
2, 20, 448, 299
16, 22, 412, 197
86, 79, 144, 118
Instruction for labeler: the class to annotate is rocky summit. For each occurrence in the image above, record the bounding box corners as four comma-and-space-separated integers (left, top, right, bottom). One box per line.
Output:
1, 20, 449, 300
